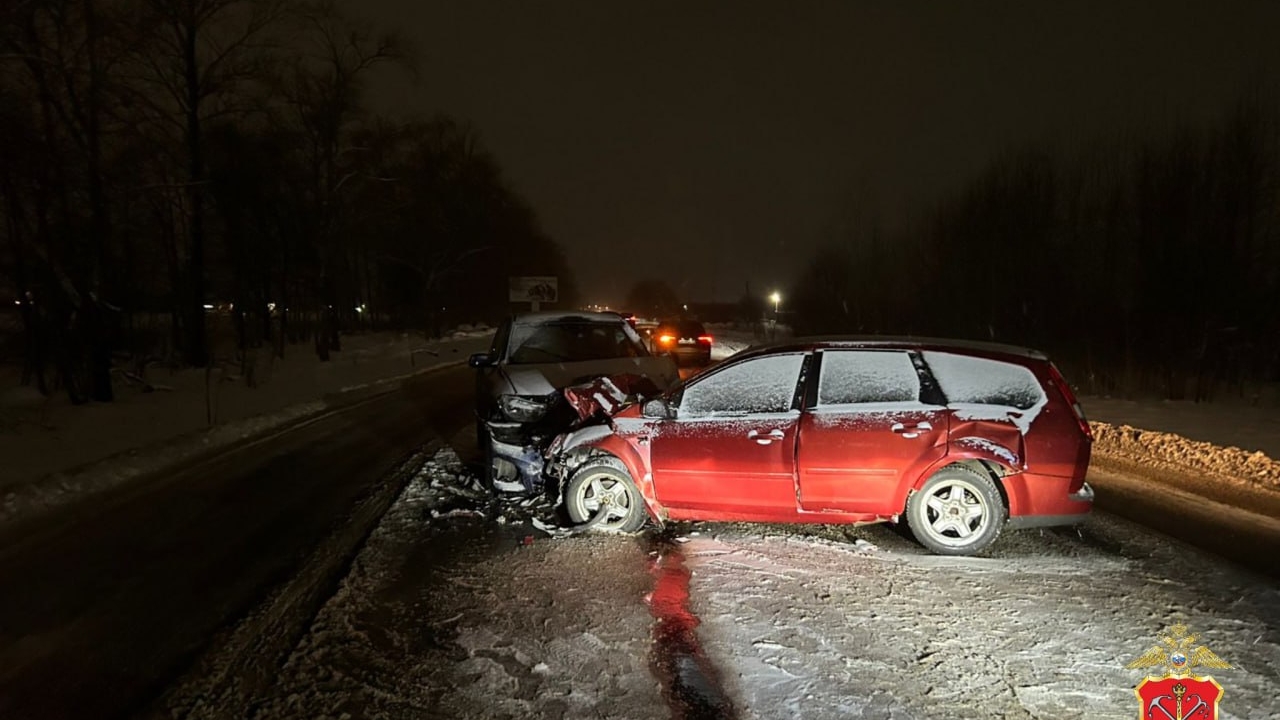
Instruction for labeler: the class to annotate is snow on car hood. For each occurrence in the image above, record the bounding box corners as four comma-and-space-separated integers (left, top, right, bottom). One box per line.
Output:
501, 356, 677, 397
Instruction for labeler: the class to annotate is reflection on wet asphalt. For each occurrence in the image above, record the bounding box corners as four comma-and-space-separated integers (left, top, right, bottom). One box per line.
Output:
645, 532, 737, 720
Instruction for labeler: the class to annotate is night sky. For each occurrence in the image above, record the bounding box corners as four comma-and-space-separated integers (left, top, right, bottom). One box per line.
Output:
341, 1, 1280, 306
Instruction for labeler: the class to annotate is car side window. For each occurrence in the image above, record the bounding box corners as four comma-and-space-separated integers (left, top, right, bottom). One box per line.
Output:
920, 351, 1045, 409
816, 350, 921, 406
679, 353, 805, 417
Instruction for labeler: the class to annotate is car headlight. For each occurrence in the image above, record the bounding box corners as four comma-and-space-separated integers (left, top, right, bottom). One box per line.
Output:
499, 394, 550, 423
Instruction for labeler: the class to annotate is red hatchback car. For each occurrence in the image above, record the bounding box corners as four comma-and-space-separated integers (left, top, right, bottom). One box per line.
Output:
546, 337, 1094, 555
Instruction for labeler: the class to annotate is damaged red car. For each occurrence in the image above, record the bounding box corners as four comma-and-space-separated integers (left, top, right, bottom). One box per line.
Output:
545, 337, 1095, 556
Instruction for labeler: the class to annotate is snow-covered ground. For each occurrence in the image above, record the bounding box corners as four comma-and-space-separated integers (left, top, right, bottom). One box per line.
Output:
244, 446, 1279, 720
682, 516, 1279, 719
246, 449, 668, 720
0, 328, 493, 526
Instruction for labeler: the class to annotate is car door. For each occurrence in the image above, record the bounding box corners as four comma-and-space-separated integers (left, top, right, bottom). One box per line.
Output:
795, 349, 947, 515
649, 352, 808, 517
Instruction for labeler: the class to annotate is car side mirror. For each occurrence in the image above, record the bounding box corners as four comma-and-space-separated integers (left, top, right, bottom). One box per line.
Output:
642, 397, 676, 419
468, 352, 494, 369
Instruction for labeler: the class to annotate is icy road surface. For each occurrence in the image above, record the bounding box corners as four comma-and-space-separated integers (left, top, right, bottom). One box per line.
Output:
239, 448, 1279, 720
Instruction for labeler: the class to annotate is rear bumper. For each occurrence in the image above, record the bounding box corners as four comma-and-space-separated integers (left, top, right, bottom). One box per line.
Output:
1006, 482, 1093, 529
1005, 472, 1094, 523
661, 344, 711, 364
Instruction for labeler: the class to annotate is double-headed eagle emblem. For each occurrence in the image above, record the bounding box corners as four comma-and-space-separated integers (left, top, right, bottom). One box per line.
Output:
1126, 623, 1232, 678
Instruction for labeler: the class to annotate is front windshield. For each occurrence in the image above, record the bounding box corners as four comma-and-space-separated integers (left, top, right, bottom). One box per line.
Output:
506, 320, 651, 364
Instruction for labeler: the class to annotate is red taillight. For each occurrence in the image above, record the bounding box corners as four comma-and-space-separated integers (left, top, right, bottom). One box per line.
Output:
1049, 363, 1092, 440
698, 335, 713, 343
658, 334, 675, 344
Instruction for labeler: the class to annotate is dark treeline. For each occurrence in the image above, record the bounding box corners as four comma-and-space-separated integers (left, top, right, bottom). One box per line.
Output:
1, 0, 575, 403
791, 94, 1280, 401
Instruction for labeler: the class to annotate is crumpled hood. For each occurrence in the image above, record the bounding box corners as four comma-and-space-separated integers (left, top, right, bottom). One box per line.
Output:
561, 373, 664, 422
500, 357, 676, 397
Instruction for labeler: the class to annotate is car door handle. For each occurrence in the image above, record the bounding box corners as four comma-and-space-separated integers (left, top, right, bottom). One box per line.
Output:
747, 429, 786, 445
890, 422, 930, 439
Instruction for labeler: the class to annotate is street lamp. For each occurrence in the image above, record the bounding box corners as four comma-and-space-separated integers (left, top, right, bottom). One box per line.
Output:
769, 291, 781, 315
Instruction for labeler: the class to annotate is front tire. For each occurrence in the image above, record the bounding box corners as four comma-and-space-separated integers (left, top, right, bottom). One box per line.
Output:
564, 461, 648, 533
906, 465, 1005, 556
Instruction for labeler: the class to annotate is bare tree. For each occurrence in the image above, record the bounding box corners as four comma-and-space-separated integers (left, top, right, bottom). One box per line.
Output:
280, 0, 399, 358
127, 0, 282, 366
1, 0, 133, 401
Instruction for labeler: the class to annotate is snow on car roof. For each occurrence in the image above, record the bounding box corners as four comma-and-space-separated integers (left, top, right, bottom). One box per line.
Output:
738, 335, 1050, 362
511, 311, 625, 325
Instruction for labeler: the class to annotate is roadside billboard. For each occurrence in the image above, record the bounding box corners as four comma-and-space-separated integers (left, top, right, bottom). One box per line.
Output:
508, 276, 558, 306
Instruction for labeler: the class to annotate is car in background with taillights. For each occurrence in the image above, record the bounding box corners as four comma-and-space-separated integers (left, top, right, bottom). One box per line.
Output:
651, 319, 713, 367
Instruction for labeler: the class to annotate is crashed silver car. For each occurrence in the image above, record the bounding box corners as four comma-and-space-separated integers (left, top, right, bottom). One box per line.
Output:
470, 311, 679, 492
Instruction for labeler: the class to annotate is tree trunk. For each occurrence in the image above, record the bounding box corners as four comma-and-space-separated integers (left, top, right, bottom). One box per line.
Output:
84, 0, 113, 401
183, 21, 208, 367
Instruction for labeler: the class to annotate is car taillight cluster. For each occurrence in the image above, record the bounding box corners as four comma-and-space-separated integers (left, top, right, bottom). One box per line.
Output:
1049, 363, 1093, 440
655, 333, 712, 345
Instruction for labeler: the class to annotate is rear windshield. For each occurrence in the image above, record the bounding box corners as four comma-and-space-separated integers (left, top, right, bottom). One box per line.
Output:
657, 320, 705, 337
921, 351, 1045, 410
506, 320, 650, 364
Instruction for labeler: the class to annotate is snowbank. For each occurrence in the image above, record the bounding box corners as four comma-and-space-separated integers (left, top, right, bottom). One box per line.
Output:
1091, 422, 1280, 495
1082, 396, 1280, 510
1083, 396, 1280, 460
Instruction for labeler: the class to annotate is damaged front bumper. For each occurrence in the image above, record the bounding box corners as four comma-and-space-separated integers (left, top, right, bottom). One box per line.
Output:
483, 419, 559, 494
483, 373, 664, 494
486, 433, 550, 493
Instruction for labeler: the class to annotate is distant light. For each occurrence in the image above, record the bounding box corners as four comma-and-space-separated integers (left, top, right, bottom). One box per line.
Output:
355, 306, 363, 313
267, 302, 276, 312
203, 304, 214, 310
682, 304, 688, 311
769, 291, 781, 305
13, 300, 19, 306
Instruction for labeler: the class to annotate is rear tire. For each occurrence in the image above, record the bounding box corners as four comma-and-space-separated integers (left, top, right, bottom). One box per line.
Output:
906, 465, 1005, 556
564, 460, 648, 533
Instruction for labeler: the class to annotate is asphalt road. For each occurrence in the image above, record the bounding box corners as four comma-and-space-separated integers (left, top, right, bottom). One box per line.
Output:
0, 364, 478, 720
